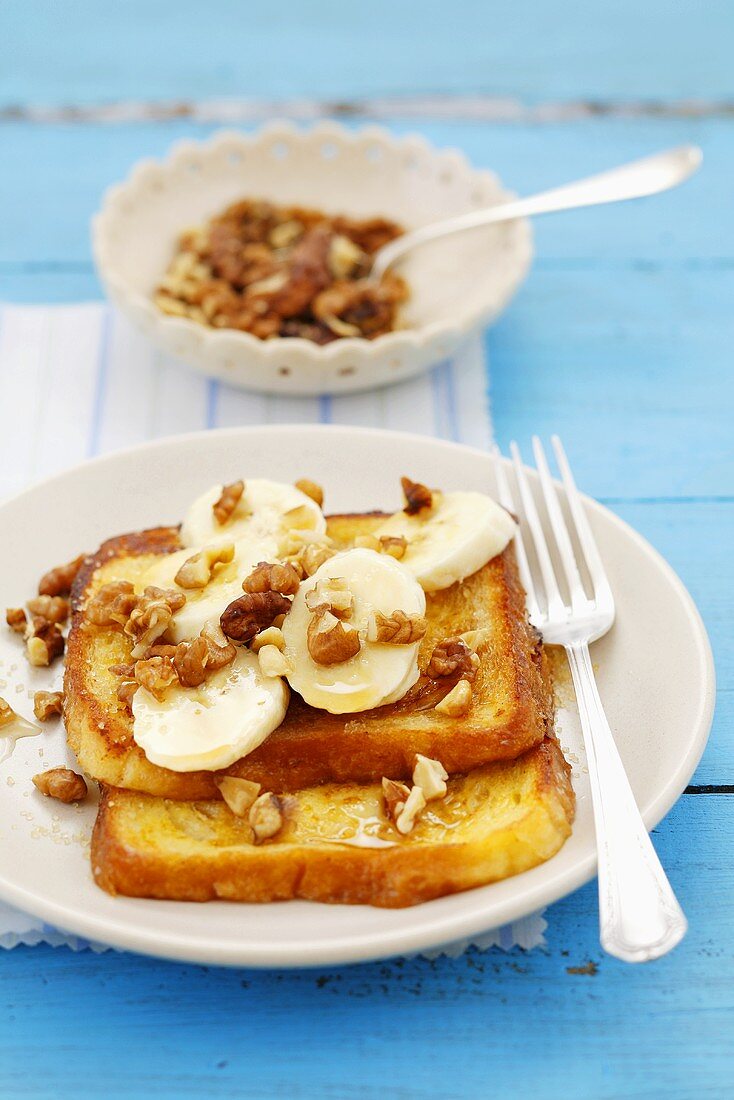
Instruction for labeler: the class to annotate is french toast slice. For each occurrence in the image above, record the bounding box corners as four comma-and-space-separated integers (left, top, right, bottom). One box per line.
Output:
92, 737, 574, 907
66, 514, 552, 799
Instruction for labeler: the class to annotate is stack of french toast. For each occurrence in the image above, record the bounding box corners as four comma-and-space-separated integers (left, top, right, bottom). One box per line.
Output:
58, 474, 574, 908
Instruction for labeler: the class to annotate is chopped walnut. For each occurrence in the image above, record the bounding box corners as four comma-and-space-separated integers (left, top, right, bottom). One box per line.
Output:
38, 553, 86, 597
27, 595, 70, 623
217, 776, 261, 817
281, 504, 319, 532
156, 201, 405, 341
459, 628, 491, 653
401, 476, 433, 515
33, 690, 64, 721
257, 644, 290, 678
395, 786, 427, 835
435, 678, 473, 717
199, 622, 237, 671
213, 480, 245, 525
353, 534, 381, 552
307, 608, 361, 666
172, 636, 210, 688
85, 581, 138, 629
379, 535, 408, 560
382, 777, 411, 823
328, 234, 366, 279
413, 755, 448, 801
427, 638, 480, 681
5, 607, 26, 635
294, 478, 324, 508
174, 543, 235, 589
250, 625, 285, 653
242, 560, 301, 596
291, 541, 335, 577
117, 680, 138, 711
134, 656, 178, 701
32, 767, 87, 803
305, 577, 353, 619
220, 590, 292, 643
367, 609, 427, 645
249, 791, 284, 842
125, 586, 186, 658
26, 621, 65, 667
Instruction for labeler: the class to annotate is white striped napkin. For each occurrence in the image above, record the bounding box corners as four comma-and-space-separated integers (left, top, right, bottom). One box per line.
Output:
0, 302, 547, 957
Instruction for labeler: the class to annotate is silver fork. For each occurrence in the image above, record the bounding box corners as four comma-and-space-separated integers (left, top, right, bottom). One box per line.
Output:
494, 436, 687, 963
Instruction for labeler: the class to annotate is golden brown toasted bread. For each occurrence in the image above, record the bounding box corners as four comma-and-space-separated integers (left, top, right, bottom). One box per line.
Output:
92, 737, 574, 907
66, 514, 552, 799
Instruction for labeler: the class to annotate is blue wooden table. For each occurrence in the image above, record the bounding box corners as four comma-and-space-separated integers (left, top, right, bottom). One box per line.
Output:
1, 3, 732, 1096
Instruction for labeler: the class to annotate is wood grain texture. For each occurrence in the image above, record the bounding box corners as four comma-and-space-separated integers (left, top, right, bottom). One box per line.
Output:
2, 0, 734, 105
0, 794, 731, 1100
1, 0, 732, 1094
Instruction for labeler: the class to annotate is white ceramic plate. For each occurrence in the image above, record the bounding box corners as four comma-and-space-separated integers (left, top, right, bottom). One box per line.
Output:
0, 427, 714, 968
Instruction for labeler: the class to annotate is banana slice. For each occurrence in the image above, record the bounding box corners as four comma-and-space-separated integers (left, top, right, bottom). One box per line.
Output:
139, 538, 279, 644
283, 548, 425, 714
373, 491, 516, 592
132, 648, 289, 772
181, 479, 326, 549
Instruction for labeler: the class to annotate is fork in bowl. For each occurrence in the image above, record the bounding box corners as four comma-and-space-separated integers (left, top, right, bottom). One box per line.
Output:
494, 436, 687, 962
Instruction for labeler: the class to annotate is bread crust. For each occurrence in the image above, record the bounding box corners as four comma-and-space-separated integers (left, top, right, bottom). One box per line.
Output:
92, 737, 574, 908
66, 517, 553, 798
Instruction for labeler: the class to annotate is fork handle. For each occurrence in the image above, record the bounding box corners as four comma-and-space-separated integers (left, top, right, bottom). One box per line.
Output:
565, 643, 688, 962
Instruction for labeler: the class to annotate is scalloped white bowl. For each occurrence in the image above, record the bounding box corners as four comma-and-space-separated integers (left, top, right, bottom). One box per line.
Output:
92, 122, 533, 396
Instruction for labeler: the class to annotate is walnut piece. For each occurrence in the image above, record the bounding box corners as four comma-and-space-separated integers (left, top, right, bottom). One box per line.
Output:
27, 595, 70, 623
307, 609, 361, 666
382, 777, 410, 822
257, 644, 290, 678
86, 581, 138, 628
290, 541, 335, 577
174, 543, 234, 589
217, 776, 261, 817
26, 621, 65, 667
305, 578, 353, 619
242, 561, 300, 596
353, 534, 381, 552
294, 478, 324, 507
125, 586, 186, 658
435, 678, 473, 717
117, 680, 138, 711
413, 755, 448, 801
459, 628, 491, 653
281, 504, 318, 532
250, 625, 285, 653
220, 590, 292, 643
427, 638, 480, 681
134, 656, 178, 701
213, 480, 245, 525
5, 607, 26, 635
249, 792, 284, 842
395, 786, 427, 835
38, 553, 86, 597
401, 476, 433, 515
379, 535, 408, 560
199, 622, 237, 671
32, 767, 87, 803
367, 609, 427, 645
172, 636, 210, 687
33, 690, 64, 721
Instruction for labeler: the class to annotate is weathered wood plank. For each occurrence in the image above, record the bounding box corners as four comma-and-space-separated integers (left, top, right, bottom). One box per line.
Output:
0, 792, 730, 1099
1, 118, 731, 265
3, 0, 734, 106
